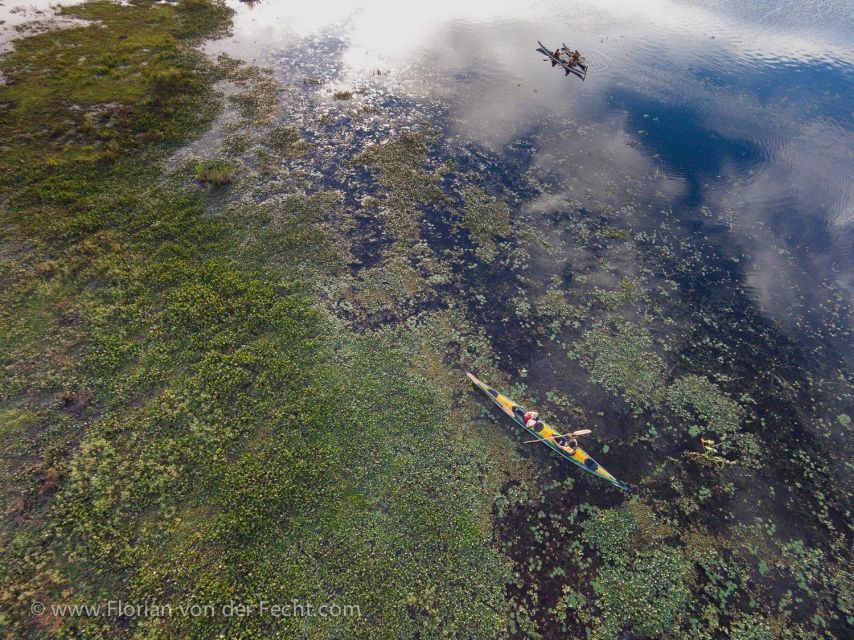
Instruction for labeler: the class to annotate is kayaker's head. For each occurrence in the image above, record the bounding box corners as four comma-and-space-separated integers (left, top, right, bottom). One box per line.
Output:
530, 412, 539, 420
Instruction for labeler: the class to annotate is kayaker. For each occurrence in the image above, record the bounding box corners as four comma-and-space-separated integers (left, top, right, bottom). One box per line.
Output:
551, 49, 562, 66
554, 435, 578, 452
569, 50, 582, 65
523, 411, 540, 428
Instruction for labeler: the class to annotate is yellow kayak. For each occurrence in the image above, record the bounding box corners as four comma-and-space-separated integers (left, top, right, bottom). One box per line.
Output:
467, 372, 629, 491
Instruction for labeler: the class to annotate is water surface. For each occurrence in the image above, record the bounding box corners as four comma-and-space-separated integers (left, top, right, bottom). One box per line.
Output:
207, 0, 853, 366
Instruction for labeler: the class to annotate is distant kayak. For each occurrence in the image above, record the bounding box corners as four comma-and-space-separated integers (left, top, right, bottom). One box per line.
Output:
467, 372, 629, 491
536, 40, 587, 80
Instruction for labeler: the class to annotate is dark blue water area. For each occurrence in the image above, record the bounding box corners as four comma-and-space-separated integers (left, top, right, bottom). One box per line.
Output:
608, 90, 760, 206
692, 57, 854, 118
742, 62, 854, 122
606, 53, 853, 275
608, 52, 853, 192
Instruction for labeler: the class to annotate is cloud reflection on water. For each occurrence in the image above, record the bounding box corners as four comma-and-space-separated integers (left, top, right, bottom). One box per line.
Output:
208, 0, 852, 352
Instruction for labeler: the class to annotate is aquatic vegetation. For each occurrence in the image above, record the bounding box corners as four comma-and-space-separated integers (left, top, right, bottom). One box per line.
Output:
667, 374, 742, 437
728, 615, 775, 640
339, 249, 445, 323
353, 131, 444, 245
574, 319, 665, 410
194, 158, 237, 185
684, 437, 736, 467
332, 90, 353, 100
601, 226, 630, 241
223, 63, 280, 125
591, 548, 692, 639
460, 185, 511, 263
266, 123, 309, 158
580, 504, 690, 638
592, 277, 642, 310
536, 277, 585, 331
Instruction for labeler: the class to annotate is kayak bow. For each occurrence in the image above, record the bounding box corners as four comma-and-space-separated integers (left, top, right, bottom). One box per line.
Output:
467, 372, 629, 491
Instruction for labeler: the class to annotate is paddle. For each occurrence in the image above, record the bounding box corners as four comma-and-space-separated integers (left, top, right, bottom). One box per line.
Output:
523, 429, 591, 444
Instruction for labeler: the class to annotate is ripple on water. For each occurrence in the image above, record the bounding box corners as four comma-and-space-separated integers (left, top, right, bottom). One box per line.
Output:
578, 47, 612, 73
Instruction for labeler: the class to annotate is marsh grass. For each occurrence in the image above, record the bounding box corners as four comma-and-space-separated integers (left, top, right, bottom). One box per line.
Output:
194, 159, 237, 185
0, 3, 513, 638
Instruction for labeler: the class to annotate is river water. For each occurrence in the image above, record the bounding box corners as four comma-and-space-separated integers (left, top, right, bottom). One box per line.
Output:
205, 0, 853, 366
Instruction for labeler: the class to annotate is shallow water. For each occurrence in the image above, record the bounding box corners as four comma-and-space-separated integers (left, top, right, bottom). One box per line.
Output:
206, 0, 853, 366
0, 0, 84, 54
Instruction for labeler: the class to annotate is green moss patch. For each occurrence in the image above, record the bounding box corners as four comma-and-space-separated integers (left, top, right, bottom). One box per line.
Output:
460, 185, 510, 263
266, 123, 309, 158
573, 319, 665, 410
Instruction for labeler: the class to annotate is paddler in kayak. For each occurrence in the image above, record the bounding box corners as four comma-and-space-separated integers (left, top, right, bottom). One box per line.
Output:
568, 49, 583, 65
523, 410, 540, 428
553, 434, 578, 453
551, 48, 563, 67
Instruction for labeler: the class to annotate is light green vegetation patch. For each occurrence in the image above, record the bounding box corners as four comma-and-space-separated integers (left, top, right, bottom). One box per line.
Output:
593, 277, 642, 310
353, 131, 444, 245
574, 319, 665, 411
536, 276, 586, 336
338, 248, 449, 321
266, 123, 309, 158
342, 132, 453, 321
582, 504, 691, 639
592, 548, 692, 640
226, 65, 280, 125
460, 185, 510, 263
601, 226, 630, 241
729, 615, 775, 640
666, 375, 762, 462
194, 158, 238, 185
238, 191, 350, 282
0, 0, 231, 175
667, 374, 742, 437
